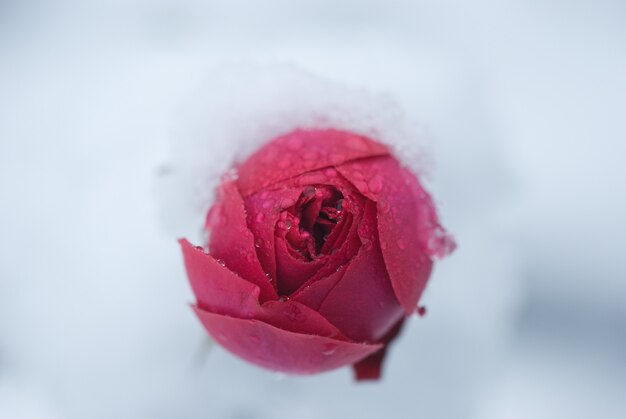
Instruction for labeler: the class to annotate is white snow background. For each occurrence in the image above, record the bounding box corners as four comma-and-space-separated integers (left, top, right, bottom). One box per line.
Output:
1, 1, 625, 419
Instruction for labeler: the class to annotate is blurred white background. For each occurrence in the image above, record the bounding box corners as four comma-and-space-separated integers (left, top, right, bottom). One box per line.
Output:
1, 1, 625, 418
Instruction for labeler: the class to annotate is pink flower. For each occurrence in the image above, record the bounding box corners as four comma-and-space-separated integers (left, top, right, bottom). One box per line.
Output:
179, 129, 454, 380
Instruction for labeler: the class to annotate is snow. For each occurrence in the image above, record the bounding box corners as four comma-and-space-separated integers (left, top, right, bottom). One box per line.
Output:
1, 1, 625, 419
159, 63, 424, 242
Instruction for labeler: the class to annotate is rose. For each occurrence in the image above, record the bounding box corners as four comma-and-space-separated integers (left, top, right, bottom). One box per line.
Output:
179, 129, 454, 380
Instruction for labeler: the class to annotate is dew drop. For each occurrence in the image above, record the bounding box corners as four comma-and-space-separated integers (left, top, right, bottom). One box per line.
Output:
302, 186, 316, 197
285, 218, 292, 229
417, 306, 427, 317
298, 172, 327, 185
287, 137, 303, 150
351, 170, 364, 180
354, 180, 368, 194
279, 296, 290, 302
205, 204, 224, 228
278, 158, 292, 169
322, 344, 337, 356
346, 135, 368, 151
265, 273, 273, 282
368, 176, 383, 193
303, 151, 318, 161
255, 238, 262, 248
216, 259, 226, 266
336, 199, 344, 211
324, 168, 337, 178
329, 153, 344, 164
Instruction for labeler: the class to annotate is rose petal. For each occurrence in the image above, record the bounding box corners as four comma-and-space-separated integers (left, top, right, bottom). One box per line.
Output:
337, 157, 452, 313
291, 264, 347, 310
237, 129, 390, 196
179, 238, 260, 317
194, 306, 382, 374
352, 318, 405, 381
208, 179, 278, 302
181, 239, 353, 340
244, 187, 302, 282
258, 300, 347, 338
274, 235, 324, 295
317, 201, 405, 342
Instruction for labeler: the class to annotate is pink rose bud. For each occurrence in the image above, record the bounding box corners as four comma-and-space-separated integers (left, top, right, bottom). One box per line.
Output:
179, 129, 455, 380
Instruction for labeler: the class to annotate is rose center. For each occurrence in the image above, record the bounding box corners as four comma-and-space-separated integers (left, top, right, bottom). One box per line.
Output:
280, 185, 345, 261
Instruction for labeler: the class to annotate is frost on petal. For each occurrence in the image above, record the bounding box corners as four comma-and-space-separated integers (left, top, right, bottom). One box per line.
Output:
337, 157, 454, 313
236, 129, 390, 197
207, 179, 278, 302
193, 306, 382, 375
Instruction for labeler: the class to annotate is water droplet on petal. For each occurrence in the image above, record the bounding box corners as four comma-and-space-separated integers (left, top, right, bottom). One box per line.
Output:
281, 197, 296, 207
285, 218, 292, 230
352, 170, 364, 180
329, 153, 344, 164
278, 158, 292, 169
297, 172, 327, 185
354, 180, 368, 194
302, 186, 316, 197
216, 259, 226, 266
279, 296, 289, 302
368, 176, 383, 193
303, 151, 318, 161
265, 273, 273, 282
255, 238, 262, 248
346, 135, 369, 151
322, 344, 337, 356
287, 137, 303, 150
324, 168, 337, 177
417, 306, 427, 317
205, 204, 224, 228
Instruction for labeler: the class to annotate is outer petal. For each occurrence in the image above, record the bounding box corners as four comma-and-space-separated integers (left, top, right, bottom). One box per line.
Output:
180, 239, 353, 339
194, 306, 382, 374
236, 129, 390, 196
207, 179, 277, 302
180, 238, 260, 317
317, 201, 404, 342
336, 157, 454, 313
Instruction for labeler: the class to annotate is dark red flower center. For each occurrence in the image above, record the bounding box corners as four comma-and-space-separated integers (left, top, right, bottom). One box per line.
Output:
278, 185, 346, 261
